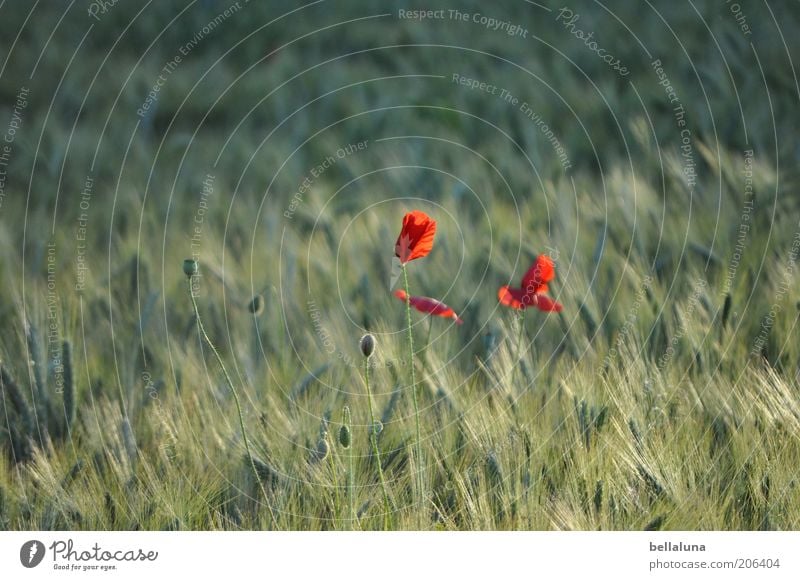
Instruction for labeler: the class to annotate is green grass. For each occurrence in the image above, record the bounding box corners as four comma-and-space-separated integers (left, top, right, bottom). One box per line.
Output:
1, 0, 799, 530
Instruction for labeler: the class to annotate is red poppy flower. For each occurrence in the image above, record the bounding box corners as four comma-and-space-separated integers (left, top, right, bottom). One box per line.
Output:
395, 210, 436, 264
394, 289, 463, 324
498, 254, 563, 312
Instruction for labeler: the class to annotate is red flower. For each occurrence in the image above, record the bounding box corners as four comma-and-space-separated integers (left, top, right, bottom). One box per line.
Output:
394, 290, 463, 324
498, 254, 563, 312
395, 210, 436, 264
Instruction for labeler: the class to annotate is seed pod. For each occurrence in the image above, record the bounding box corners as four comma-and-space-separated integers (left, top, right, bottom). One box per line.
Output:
338, 424, 351, 448
182, 259, 198, 277
340, 406, 352, 448
248, 295, 264, 315
359, 334, 376, 358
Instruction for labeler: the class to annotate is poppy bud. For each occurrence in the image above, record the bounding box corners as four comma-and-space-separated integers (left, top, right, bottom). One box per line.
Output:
248, 295, 264, 315
182, 259, 198, 277
359, 334, 376, 358
372, 420, 383, 436
338, 424, 351, 448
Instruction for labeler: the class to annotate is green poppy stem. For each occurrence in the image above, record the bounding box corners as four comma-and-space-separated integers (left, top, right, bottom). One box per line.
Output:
344, 407, 356, 529
402, 264, 424, 526
187, 276, 278, 529
364, 358, 391, 529
329, 437, 341, 526
514, 307, 528, 389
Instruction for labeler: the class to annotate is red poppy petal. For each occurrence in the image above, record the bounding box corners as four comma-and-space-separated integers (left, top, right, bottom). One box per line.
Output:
395, 211, 436, 263
395, 234, 414, 263
498, 286, 527, 310
521, 254, 556, 295
411, 296, 454, 318
396, 289, 462, 322
408, 225, 436, 262
410, 296, 440, 315
409, 295, 433, 312
534, 294, 563, 313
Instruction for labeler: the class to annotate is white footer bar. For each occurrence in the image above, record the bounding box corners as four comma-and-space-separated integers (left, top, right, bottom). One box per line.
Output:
1, 531, 798, 579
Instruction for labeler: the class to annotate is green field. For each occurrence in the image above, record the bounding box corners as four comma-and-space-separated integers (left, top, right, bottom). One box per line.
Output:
1, 0, 799, 530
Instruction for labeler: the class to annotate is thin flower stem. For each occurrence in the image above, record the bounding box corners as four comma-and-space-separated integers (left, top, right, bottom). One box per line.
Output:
329, 438, 341, 528
365, 359, 391, 529
349, 450, 357, 530
402, 264, 424, 526
344, 407, 356, 530
187, 276, 278, 529
513, 307, 528, 389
